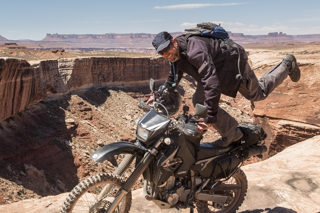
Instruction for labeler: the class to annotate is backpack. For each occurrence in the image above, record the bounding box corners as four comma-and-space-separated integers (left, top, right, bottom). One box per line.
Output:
184, 22, 229, 40
183, 22, 243, 81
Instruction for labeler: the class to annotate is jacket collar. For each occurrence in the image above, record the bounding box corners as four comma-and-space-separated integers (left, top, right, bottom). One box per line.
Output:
175, 34, 188, 59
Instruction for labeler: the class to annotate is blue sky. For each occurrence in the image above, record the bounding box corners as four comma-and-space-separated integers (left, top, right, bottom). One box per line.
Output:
1, 0, 320, 40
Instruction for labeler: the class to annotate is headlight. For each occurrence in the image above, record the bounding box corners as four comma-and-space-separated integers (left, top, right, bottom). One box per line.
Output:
136, 125, 152, 142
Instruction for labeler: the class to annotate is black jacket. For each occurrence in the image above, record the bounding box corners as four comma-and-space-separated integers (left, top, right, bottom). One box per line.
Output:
165, 35, 248, 123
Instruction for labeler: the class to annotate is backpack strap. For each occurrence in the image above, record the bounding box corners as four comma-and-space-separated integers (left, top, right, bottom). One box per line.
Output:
222, 39, 243, 81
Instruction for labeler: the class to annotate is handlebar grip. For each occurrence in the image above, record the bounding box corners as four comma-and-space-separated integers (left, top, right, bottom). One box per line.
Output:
138, 100, 151, 112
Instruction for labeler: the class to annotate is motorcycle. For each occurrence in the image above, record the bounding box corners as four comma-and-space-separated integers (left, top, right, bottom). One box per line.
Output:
61, 79, 267, 213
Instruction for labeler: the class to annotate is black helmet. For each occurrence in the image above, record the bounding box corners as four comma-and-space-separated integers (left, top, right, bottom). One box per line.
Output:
158, 86, 181, 115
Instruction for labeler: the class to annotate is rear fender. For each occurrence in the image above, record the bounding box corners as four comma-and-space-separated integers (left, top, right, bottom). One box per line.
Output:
91, 141, 146, 163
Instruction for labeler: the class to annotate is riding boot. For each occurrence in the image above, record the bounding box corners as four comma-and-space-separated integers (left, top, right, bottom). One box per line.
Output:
212, 127, 243, 147
282, 54, 301, 82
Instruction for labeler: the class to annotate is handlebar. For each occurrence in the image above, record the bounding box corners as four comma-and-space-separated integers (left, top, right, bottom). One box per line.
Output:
138, 99, 170, 118
175, 115, 203, 137
138, 97, 206, 137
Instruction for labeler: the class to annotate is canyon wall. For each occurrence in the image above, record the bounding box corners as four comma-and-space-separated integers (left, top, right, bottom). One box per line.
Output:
0, 57, 169, 122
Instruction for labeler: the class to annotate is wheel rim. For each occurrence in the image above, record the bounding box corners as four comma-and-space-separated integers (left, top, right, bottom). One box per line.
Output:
71, 180, 127, 213
196, 170, 247, 213
208, 176, 240, 211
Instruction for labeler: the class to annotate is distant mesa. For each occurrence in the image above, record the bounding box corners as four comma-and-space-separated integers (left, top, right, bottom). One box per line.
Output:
43, 32, 320, 43
40, 32, 320, 48
268, 32, 287, 36
1, 42, 26, 49
0, 42, 26, 49
43, 33, 156, 41
0, 35, 8, 41
2, 32, 320, 50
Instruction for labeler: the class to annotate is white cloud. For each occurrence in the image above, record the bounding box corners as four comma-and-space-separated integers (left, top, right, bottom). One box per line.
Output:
154, 3, 246, 10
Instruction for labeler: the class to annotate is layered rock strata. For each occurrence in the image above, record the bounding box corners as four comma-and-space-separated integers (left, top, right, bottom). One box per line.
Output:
0, 57, 169, 121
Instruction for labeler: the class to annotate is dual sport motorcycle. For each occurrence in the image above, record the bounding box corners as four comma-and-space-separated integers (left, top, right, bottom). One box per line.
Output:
61, 79, 267, 213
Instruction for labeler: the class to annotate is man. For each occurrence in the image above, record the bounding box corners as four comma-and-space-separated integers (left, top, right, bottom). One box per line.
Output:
151, 31, 300, 147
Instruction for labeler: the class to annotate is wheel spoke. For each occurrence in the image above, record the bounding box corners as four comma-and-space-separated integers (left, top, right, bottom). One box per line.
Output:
214, 183, 242, 191
196, 169, 248, 213
61, 173, 132, 213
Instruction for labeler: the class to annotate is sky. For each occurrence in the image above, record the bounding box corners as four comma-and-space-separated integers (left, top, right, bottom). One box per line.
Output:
1, 0, 320, 40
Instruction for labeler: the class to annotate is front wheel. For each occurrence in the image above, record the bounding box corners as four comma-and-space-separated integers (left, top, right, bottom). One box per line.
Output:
61, 173, 132, 213
196, 169, 248, 213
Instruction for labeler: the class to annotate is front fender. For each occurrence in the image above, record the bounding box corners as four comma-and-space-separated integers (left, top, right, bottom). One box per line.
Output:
91, 141, 146, 163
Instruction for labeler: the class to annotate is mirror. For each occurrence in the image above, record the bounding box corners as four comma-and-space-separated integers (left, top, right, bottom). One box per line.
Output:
149, 78, 155, 93
194, 104, 208, 118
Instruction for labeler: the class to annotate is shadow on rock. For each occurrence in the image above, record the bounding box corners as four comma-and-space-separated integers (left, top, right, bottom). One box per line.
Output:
76, 87, 111, 106
240, 206, 297, 213
0, 95, 78, 197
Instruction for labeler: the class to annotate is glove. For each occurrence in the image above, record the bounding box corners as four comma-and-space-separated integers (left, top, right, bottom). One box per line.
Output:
157, 85, 168, 96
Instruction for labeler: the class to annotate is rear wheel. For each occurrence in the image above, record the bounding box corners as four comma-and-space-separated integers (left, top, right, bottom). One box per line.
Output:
196, 169, 247, 213
61, 173, 132, 213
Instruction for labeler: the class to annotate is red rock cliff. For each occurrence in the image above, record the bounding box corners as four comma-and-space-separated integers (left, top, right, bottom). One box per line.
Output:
0, 57, 169, 121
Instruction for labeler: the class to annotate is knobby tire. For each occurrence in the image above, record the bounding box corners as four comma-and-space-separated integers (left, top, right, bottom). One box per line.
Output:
61, 173, 132, 213
196, 169, 247, 213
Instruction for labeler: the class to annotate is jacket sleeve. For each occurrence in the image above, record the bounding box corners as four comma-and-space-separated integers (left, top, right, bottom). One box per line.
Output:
186, 38, 221, 123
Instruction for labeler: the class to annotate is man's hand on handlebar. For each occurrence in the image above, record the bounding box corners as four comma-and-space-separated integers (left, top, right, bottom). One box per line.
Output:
146, 95, 154, 105
197, 121, 214, 134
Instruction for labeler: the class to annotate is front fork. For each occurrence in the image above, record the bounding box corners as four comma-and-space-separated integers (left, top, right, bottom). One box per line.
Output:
96, 154, 135, 202
107, 140, 161, 213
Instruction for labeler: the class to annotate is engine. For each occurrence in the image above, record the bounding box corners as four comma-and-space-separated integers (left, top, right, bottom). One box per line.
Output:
156, 175, 190, 206
154, 174, 204, 207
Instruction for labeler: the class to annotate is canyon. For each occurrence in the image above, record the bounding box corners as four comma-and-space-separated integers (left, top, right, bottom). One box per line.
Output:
0, 57, 169, 121
0, 41, 319, 212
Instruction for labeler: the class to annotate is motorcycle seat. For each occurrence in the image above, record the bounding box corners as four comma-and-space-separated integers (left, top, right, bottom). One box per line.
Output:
197, 142, 233, 160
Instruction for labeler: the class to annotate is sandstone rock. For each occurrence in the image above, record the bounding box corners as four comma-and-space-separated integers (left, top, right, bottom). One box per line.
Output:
0, 57, 169, 122
239, 135, 320, 213
1, 136, 319, 213
252, 56, 320, 126
0, 59, 47, 121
